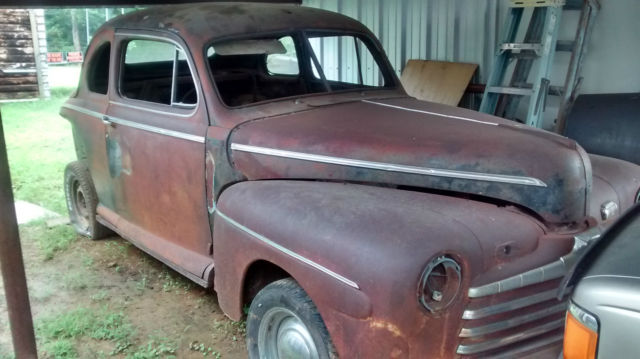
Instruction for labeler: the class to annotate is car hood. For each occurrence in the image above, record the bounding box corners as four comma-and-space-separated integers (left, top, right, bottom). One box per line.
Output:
229, 97, 591, 224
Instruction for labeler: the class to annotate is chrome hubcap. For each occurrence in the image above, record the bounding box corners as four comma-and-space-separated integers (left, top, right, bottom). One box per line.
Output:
258, 308, 319, 359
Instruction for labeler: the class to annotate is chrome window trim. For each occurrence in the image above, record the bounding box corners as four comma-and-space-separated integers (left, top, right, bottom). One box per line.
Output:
114, 31, 201, 118
231, 143, 547, 187
216, 209, 360, 290
456, 318, 564, 355
361, 100, 500, 126
108, 100, 195, 118
61, 103, 205, 144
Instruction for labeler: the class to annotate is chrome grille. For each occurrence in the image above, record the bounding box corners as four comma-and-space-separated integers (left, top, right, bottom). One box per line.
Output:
457, 279, 570, 357
456, 229, 601, 358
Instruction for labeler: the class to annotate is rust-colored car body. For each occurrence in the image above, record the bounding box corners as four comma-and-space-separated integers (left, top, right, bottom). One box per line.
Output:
60, 3, 640, 358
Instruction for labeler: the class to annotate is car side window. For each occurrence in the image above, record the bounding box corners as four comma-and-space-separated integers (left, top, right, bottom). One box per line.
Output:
87, 42, 110, 94
120, 39, 197, 107
266, 36, 299, 76
308, 35, 385, 87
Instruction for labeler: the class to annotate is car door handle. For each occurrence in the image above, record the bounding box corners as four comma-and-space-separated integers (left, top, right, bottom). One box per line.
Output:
102, 116, 115, 127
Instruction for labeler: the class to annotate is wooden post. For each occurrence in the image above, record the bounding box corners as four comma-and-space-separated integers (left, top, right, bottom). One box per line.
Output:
0, 112, 38, 358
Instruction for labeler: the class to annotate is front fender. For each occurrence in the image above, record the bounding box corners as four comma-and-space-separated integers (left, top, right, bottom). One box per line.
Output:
212, 180, 546, 358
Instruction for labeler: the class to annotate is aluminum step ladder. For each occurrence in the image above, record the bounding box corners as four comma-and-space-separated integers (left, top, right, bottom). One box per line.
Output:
479, 0, 600, 129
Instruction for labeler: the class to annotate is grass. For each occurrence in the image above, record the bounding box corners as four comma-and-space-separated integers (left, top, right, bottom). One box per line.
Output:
1, 64, 81, 215
37, 308, 183, 359
21, 220, 78, 260
1, 87, 77, 214
37, 308, 135, 358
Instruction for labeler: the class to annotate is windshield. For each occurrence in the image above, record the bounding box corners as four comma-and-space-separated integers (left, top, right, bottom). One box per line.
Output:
206, 31, 394, 107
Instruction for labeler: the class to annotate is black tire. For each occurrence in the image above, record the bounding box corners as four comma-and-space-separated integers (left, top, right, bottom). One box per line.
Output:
247, 278, 338, 359
64, 161, 111, 239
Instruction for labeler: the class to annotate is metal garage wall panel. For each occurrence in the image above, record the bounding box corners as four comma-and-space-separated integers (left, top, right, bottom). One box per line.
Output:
303, 0, 503, 82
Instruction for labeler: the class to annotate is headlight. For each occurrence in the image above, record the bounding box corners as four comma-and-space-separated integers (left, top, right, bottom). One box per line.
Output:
563, 301, 599, 359
418, 255, 461, 313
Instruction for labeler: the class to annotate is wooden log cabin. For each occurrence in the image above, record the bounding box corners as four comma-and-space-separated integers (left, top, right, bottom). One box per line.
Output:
0, 9, 49, 101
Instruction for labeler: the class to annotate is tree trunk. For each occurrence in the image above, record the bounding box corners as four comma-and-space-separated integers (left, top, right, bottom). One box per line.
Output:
70, 9, 81, 52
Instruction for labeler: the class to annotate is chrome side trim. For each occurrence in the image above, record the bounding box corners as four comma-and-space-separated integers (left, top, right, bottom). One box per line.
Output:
107, 116, 205, 143
468, 227, 602, 298
459, 302, 567, 337
216, 210, 360, 290
61, 103, 205, 143
230, 143, 547, 187
62, 103, 103, 119
361, 100, 499, 126
462, 288, 566, 320
456, 318, 564, 355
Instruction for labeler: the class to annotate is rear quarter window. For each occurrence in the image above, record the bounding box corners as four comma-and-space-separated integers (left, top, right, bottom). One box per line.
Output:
87, 42, 110, 94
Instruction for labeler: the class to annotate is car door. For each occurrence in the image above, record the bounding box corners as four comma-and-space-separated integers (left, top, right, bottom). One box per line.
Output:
99, 30, 213, 283
62, 34, 113, 210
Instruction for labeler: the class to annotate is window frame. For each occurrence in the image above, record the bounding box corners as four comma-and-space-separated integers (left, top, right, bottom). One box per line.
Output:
304, 30, 390, 89
114, 31, 201, 115
203, 29, 399, 110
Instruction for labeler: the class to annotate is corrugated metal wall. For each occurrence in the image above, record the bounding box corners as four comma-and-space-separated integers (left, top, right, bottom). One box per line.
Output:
303, 0, 506, 83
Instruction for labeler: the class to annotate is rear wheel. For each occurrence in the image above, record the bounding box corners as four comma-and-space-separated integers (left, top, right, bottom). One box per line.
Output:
64, 161, 111, 239
247, 278, 337, 359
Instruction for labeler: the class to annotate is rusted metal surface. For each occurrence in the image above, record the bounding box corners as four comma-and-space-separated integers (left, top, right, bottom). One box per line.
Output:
57, 4, 640, 358
212, 180, 579, 357
229, 97, 591, 224
0, 113, 38, 358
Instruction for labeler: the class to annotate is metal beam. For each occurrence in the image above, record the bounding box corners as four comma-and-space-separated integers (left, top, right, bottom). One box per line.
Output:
0, 112, 38, 359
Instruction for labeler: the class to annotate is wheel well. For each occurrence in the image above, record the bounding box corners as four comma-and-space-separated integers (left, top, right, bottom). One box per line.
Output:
242, 260, 290, 313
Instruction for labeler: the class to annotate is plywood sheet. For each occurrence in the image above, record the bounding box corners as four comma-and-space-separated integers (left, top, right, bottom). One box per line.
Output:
401, 60, 478, 106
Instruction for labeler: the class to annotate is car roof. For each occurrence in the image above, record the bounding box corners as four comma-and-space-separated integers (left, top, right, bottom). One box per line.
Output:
107, 2, 369, 43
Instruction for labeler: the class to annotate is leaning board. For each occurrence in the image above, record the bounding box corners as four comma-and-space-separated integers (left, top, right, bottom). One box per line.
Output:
400, 60, 478, 106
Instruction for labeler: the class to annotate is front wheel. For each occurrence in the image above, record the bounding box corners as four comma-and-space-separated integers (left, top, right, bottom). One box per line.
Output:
247, 278, 337, 359
64, 161, 111, 239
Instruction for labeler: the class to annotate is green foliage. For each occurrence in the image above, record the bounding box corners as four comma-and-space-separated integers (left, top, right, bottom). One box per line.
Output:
0, 347, 14, 359
127, 339, 177, 359
37, 308, 135, 358
189, 342, 221, 358
44, 339, 76, 359
44, 8, 138, 52
1, 86, 78, 215
21, 221, 77, 260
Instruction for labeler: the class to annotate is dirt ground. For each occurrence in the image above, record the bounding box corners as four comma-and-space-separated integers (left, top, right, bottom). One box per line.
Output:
0, 224, 247, 358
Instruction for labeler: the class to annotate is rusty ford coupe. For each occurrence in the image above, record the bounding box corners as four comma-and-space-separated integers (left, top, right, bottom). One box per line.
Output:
60, 3, 640, 358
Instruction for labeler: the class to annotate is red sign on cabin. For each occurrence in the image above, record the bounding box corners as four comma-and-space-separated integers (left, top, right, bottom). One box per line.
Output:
66, 51, 83, 63
47, 52, 63, 63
